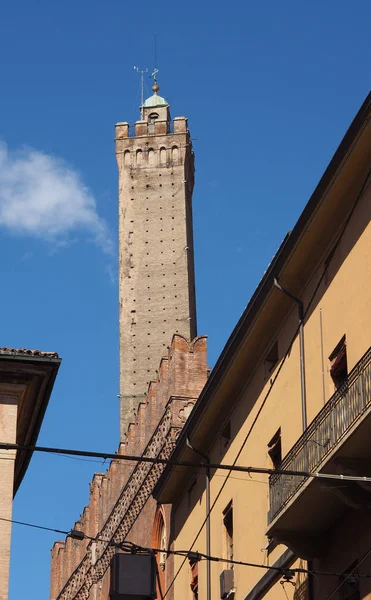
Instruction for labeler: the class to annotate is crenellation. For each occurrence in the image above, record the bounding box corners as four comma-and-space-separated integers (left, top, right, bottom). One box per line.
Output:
50, 335, 208, 600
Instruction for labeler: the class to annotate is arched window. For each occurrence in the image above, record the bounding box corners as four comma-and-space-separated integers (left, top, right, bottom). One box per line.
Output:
136, 149, 143, 167
171, 146, 179, 164
124, 150, 131, 166
160, 147, 167, 166
152, 506, 167, 598
148, 113, 159, 135
148, 148, 156, 167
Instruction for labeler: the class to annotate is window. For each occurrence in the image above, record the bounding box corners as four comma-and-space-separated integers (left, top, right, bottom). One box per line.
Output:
188, 478, 197, 509
223, 501, 233, 566
221, 421, 231, 449
329, 335, 348, 389
264, 341, 279, 377
148, 113, 159, 135
339, 562, 360, 600
160, 147, 167, 165
268, 428, 282, 469
152, 507, 167, 599
190, 556, 199, 600
324, 247, 336, 286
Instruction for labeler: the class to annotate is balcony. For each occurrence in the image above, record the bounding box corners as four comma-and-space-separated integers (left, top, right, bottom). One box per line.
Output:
267, 345, 371, 558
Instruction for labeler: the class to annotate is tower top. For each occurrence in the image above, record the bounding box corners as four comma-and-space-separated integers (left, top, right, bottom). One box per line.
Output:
142, 68, 169, 109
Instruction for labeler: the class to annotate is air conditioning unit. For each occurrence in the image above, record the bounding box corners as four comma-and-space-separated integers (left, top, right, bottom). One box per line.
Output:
220, 569, 234, 599
110, 553, 156, 600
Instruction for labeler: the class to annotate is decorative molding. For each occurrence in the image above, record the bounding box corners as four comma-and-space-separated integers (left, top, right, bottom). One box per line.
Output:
57, 397, 195, 600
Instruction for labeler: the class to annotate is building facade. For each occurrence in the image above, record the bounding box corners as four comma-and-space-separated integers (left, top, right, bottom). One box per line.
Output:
50, 83, 207, 600
154, 93, 371, 600
0, 347, 60, 599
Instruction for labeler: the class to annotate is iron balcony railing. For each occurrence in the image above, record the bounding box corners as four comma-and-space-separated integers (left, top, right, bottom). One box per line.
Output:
268, 345, 371, 523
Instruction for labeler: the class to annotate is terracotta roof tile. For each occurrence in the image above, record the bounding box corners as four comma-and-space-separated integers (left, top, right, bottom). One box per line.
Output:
0, 347, 59, 359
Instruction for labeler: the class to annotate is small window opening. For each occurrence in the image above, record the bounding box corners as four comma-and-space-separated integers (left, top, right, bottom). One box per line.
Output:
188, 478, 197, 509
268, 428, 282, 469
223, 501, 233, 567
221, 421, 231, 449
324, 247, 336, 285
148, 112, 159, 123
190, 554, 199, 600
329, 335, 348, 389
264, 341, 279, 376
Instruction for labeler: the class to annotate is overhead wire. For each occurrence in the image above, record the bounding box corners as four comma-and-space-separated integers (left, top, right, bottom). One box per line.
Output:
3, 514, 371, 581
1, 442, 371, 484
0, 515, 71, 537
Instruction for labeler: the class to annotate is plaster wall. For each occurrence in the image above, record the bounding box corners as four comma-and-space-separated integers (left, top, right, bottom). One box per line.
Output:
170, 174, 371, 598
0, 392, 18, 600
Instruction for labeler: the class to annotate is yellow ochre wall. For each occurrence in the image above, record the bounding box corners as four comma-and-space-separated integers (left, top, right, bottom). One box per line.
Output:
169, 153, 371, 597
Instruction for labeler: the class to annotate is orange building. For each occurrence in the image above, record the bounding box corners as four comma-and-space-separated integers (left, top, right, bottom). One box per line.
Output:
154, 92, 371, 600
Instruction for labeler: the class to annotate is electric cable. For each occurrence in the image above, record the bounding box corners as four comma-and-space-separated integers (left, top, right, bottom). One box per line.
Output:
108, 539, 371, 580
1, 442, 371, 483
160, 168, 371, 599
3, 513, 371, 581
0, 516, 71, 537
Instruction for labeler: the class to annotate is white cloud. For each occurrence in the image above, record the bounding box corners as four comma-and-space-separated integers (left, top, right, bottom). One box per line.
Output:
0, 142, 113, 254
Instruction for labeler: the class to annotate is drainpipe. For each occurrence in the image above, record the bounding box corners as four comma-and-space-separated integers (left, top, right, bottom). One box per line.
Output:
186, 439, 211, 600
307, 560, 315, 600
273, 279, 307, 432
273, 280, 312, 597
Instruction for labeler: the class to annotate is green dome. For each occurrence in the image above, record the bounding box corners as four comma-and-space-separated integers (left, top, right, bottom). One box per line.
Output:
142, 92, 168, 108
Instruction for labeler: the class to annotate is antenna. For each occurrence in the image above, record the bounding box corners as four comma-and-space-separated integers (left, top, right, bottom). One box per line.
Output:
133, 66, 148, 120
154, 32, 157, 71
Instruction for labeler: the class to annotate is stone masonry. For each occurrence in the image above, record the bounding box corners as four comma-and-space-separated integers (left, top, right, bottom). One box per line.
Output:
116, 93, 197, 438
50, 335, 208, 600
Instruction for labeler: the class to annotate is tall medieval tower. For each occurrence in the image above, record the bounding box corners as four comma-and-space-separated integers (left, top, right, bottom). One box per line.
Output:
115, 79, 197, 438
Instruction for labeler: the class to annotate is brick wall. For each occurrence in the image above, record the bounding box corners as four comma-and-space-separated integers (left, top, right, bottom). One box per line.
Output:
50, 334, 207, 600
116, 115, 197, 438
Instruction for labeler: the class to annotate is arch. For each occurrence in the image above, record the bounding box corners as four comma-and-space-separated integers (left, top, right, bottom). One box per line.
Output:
148, 148, 156, 167
136, 149, 143, 167
160, 147, 167, 166
152, 505, 167, 597
171, 146, 179, 164
124, 150, 131, 167
148, 112, 159, 123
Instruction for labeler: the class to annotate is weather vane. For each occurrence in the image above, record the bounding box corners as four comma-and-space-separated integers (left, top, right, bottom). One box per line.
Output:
150, 33, 160, 92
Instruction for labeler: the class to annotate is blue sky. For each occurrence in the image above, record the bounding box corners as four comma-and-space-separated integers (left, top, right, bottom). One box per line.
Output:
1, 0, 369, 597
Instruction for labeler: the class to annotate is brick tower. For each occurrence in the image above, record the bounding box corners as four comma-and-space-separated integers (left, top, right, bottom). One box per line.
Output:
115, 79, 197, 438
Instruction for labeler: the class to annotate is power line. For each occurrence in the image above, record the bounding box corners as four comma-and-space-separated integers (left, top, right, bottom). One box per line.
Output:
0, 516, 71, 537
2, 441, 371, 484
3, 514, 371, 582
